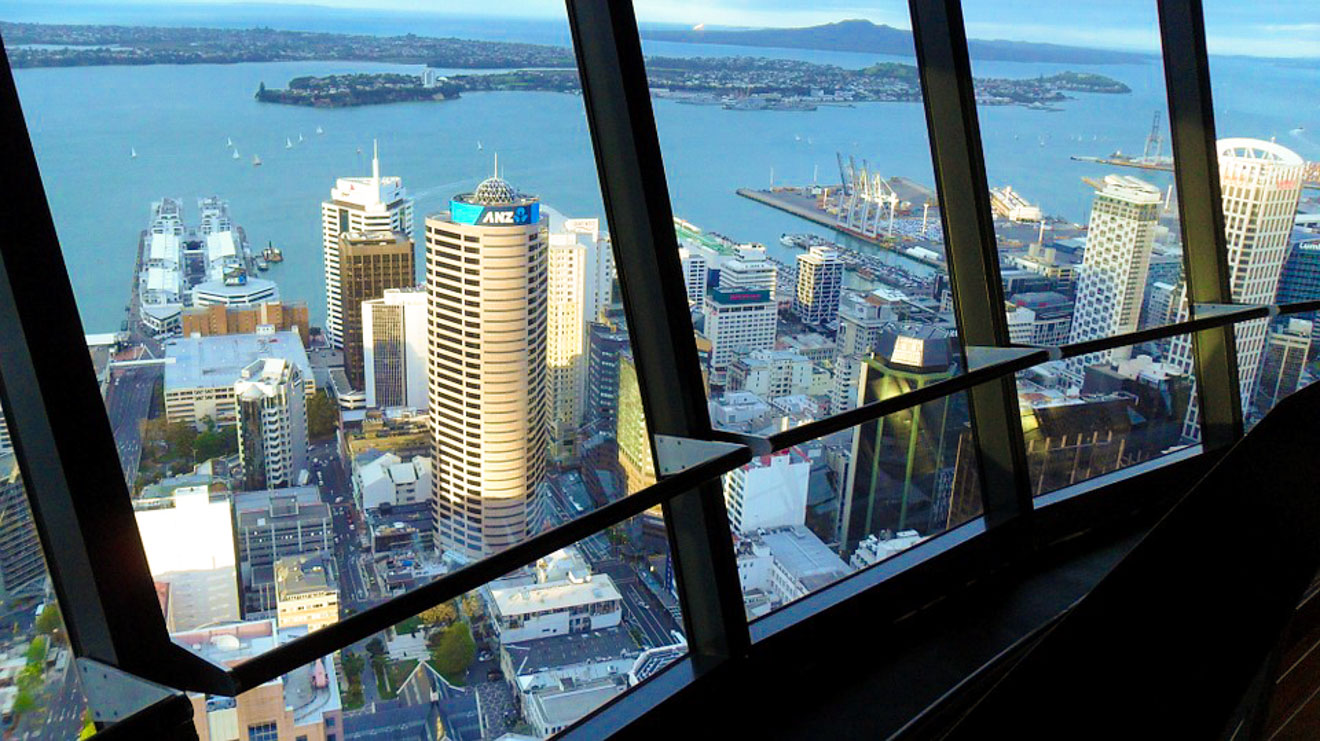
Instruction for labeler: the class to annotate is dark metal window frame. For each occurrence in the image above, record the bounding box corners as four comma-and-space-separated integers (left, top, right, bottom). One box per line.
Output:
0, 0, 1263, 734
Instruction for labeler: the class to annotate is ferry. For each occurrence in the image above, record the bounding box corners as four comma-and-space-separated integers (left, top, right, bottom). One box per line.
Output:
780, 233, 836, 249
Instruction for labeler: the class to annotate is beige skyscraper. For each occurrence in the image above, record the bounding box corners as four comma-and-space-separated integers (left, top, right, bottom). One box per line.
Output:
546, 209, 587, 464
1065, 175, 1162, 382
426, 171, 547, 560
321, 142, 414, 349
1170, 138, 1305, 438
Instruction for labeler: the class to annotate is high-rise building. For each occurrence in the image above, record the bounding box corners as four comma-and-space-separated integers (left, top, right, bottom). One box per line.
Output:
1276, 238, 1320, 323
1065, 175, 1162, 382
362, 287, 428, 411
426, 171, 547, 560
0, 454, 45, 602
1256, 318, 1313, 413
679, 247, 708, 306
547, 211, 588, 464
616, 351, 654, 497
235, 358, 309, 491
164, 329, 314, 429
338, 230, 415, 391
586, 311, 630, 433
1169, 139, 1306, 438
839, 324, 963, 557
794, 246, 845, 326
322, 142, 414, 349
703, 245, 778, 386
134, 485, 240, 632
835, 293, 898, 359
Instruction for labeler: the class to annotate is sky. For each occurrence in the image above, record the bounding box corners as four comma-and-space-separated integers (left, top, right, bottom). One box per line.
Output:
3, 0, 1317, 58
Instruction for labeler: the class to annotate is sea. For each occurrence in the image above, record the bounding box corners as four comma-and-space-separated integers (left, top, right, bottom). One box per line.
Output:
3, 5, 1318, 333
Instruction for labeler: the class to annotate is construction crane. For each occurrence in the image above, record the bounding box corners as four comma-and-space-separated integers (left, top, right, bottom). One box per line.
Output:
1141, 110, 1163, 161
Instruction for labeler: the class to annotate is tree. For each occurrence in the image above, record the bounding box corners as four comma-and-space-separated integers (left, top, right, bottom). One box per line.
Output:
365, 636, 386, 657
195, 425, 237, 461
428, 621, 476, 685
24, 636, 46, 663
35, 605, 62, 636
419, 601, 457, 627
162, 421, 197, 462
341, 649, 365, 681
12, 688, 35, 716
307, 391, 338, 442
460, 593, 482, 621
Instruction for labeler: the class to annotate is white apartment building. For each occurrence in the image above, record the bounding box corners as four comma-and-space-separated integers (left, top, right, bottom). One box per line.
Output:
679, 247, 708, 306
164, 329, 314, 429
133, 486, 240, 632
322, 142, 414, 348
723, 449, 812, 534
362, 287, 428, 411
427, 174, 547, 560
488, 559, 623, 644
1066, 175, 1162, 382
794, 246, 845, 325
235, 357, 309, 491
728, 348, 814, 399
1170, 138, 1306, 439
353, 451, 431, 510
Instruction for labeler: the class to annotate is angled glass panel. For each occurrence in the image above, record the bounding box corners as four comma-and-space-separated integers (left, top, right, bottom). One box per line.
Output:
1202, 2, 1320, 425
0, 410, 100, 738
4, 1, 670, 682
964, 0, 1197, 491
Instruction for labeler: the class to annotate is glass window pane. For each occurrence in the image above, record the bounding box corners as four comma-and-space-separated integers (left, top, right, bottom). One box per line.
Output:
628, 3, 987, 617
0, 410, 102, 737
1203, 2, 1319, 424
176, 529, 685, 740
964, 1, 1198, 489
7, 2, 674, 648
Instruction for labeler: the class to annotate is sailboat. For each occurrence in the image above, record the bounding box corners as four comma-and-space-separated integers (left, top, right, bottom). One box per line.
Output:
252, 154, 262, 166
286, 137, 294, 149
130, 147, 138, 159
298, 133, 305, 143
226, 136, 234, 148
232, 149, 241, 160
316, 125, 324, 135
477, 141, 483, 151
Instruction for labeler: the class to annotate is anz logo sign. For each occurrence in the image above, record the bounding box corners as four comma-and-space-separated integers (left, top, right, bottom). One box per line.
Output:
480, 206, 527, 225
449, 200, 540, 227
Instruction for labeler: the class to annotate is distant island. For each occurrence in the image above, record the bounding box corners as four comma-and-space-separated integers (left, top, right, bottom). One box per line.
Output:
641, 19, 1151, 65
256, 56, 1129, 110
0, 22, 575, 69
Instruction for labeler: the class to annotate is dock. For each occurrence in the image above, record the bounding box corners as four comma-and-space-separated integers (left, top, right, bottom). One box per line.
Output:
735, 187, 947, 269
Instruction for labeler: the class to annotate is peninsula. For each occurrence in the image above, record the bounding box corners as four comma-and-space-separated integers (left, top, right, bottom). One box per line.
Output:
256, 56, 1129, 110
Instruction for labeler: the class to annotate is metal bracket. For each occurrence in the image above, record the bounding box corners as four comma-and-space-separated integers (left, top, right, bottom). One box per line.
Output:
653, 435, 746, 476
965, 345, 1048, 373
78, 657, 177, 724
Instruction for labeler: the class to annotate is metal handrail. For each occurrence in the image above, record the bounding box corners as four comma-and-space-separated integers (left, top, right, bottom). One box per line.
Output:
204, 298, 1315, 693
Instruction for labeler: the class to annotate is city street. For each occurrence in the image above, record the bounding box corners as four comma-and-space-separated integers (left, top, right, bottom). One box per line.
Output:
594, 558, 682, 650
103, 364, 161, 487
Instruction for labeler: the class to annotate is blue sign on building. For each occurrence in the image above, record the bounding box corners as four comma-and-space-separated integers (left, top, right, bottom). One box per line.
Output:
448, 200, 540, 227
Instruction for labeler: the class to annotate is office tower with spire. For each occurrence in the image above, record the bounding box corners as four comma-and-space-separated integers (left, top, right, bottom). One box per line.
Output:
338, 230, 415, 390
1065, 175, 1162, 383
235, 357, 309, 491
1169, 139, 1306, 436
363, 287, 428, 411
426, 161, 548, 560
794, 246, 845, 326
322, 142, 414, 349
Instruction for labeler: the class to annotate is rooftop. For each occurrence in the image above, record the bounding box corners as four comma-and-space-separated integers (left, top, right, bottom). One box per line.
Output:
164, 330, 311, 391
757, 525, 852, 594
505, 626, 640, 677
490, 573, 622, 618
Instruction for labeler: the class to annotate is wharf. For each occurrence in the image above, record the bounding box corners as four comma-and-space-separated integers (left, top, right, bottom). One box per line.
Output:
736, 187, 946, 269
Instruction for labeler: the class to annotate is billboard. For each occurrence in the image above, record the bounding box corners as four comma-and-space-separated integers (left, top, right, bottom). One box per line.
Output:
449, 200, 540, 227
711, 288, 772, 304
